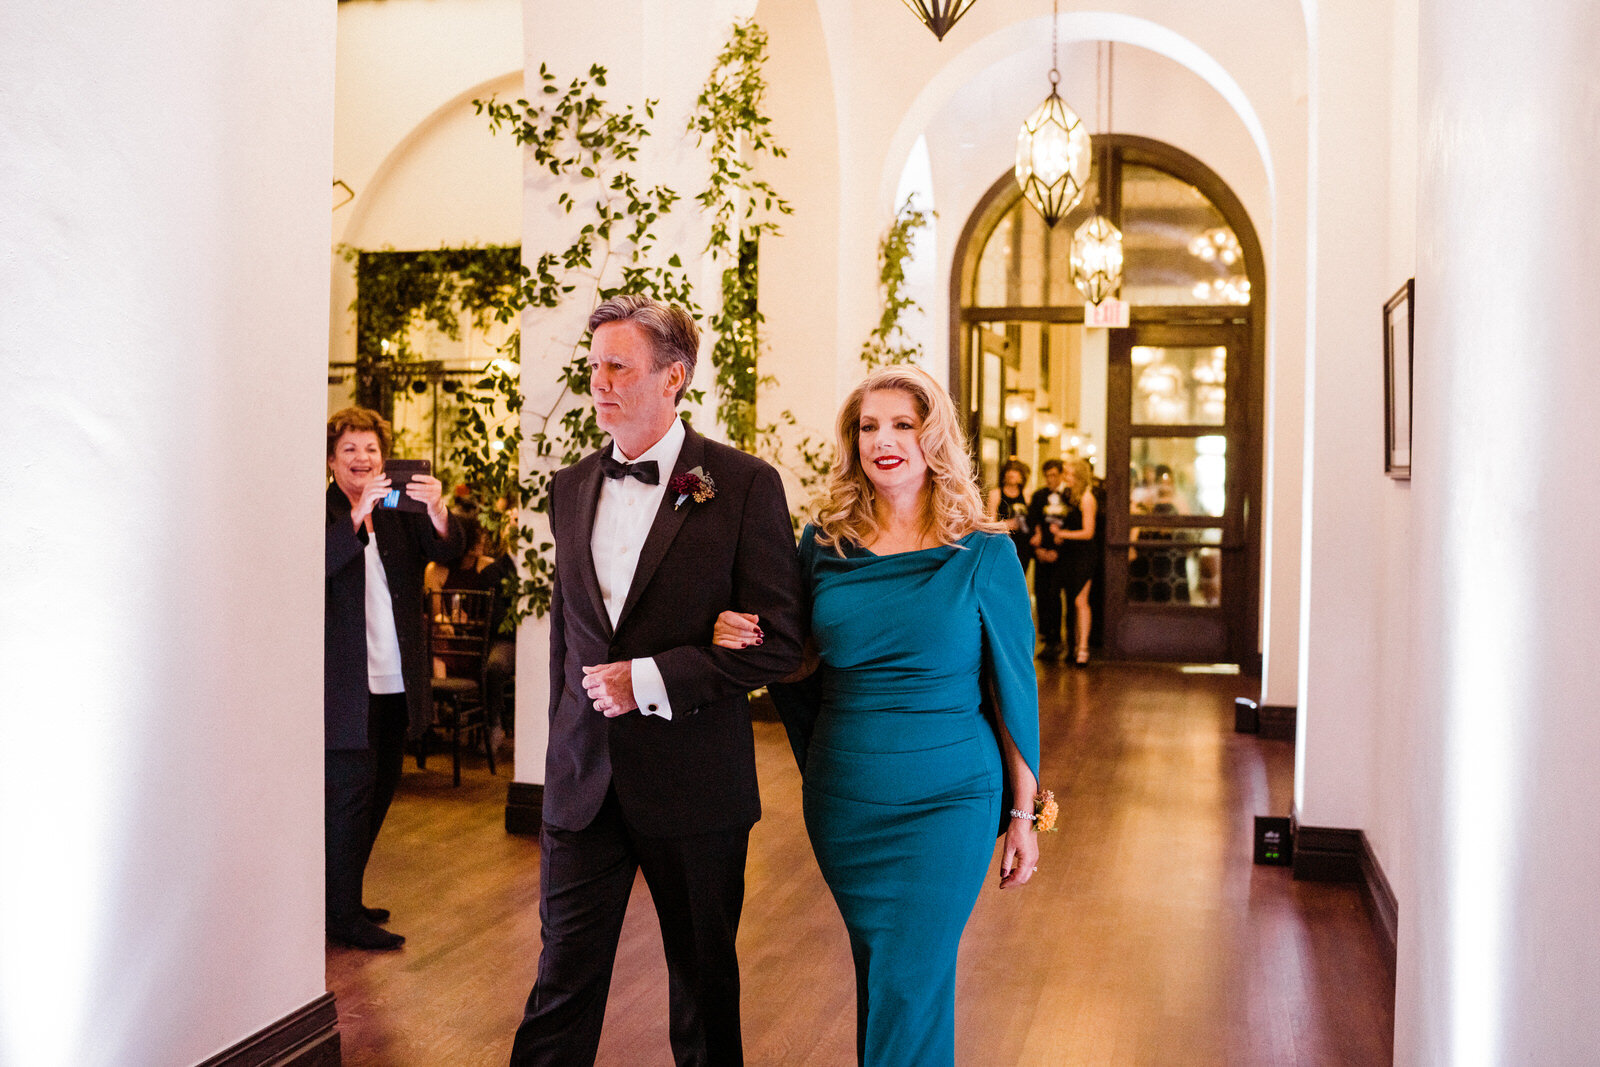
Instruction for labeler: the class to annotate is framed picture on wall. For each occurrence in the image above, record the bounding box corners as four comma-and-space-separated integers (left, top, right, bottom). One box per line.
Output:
1383, 279, 1414, 479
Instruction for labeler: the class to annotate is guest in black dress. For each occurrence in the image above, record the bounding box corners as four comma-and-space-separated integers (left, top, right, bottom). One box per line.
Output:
325, 406, 464, 950
985, 459, 1032, 569
1054, 458, 1100, 666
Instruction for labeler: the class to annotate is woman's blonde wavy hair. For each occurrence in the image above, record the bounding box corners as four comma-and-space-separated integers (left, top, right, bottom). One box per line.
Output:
811, 364, 1003, 554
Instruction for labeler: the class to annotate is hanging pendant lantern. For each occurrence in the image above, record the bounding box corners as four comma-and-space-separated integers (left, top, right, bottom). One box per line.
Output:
900, 0, 978, 41
1072, 214, 1123, 304
1014, 78, 1091, 227
1013, 0, 1090, 227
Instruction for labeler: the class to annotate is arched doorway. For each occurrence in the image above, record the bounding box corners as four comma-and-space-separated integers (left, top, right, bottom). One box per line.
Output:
950, 135, 1265, 664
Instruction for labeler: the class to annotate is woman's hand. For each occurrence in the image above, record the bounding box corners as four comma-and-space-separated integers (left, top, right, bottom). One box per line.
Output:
406, 473, 450, 536
713, 610, 763, 649
351, 475, 391, 531
998, 817, 1040, 889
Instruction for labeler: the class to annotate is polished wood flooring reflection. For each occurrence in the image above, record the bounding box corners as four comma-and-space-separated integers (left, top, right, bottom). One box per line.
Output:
327, 663, 1394, 1065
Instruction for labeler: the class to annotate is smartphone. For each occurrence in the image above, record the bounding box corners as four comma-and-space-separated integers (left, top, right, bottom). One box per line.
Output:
379, 459, 432, 513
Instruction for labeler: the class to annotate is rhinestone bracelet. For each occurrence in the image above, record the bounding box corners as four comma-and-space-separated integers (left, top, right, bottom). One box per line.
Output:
1009, 808, 1037, 822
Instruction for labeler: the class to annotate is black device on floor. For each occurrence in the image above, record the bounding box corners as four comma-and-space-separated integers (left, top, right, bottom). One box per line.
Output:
1254, 816, 1293, 866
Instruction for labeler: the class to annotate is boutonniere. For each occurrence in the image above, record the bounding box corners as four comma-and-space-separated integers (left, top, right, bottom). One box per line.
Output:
668, 466, 716, 510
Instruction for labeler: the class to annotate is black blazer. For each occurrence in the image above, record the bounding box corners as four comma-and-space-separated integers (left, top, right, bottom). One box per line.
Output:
543, 421, 805, 837
325, 482, 465, 750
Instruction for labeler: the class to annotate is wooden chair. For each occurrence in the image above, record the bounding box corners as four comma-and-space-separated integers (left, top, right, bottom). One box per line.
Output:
420, 589, 498, 786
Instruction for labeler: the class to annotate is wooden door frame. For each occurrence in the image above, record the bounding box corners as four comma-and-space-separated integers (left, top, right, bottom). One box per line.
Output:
948, 135, 1266, 665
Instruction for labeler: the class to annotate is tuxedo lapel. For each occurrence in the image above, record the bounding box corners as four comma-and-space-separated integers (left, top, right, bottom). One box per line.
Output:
614, 424, 703, 634
571, 449, 613, 642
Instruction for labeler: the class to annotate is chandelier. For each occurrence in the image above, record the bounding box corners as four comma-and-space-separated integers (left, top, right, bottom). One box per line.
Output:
1071, 43, 1123, 305
1014, 0, 1090, 227
900, 0, 978, 41
1072, 214, 1123, 304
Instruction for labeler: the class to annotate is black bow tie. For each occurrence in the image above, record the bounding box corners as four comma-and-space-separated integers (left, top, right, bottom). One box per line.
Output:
600, 454, 659, 485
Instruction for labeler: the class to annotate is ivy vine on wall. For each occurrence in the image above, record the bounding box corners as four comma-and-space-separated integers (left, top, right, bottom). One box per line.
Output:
689, 19, 792, 451
861, 195, 935, 369
350, 22, 931, 623
347, 244, 523, 415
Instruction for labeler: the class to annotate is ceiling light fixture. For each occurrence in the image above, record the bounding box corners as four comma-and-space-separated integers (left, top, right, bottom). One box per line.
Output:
901, 0, 978, 41
1014, 0, 1090, 227
1072, 41, 1123, 305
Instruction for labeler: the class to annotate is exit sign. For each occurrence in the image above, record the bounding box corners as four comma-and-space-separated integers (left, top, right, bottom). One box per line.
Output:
1085, 298, 1130, 328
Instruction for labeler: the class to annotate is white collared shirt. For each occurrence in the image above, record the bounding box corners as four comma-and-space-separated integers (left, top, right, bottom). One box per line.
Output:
364, 528, 405, 694
590, 417, 683, 719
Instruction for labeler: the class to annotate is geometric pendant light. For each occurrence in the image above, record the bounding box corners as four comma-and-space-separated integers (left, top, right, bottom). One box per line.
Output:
1071, 214, 1123, 304
900, 0, 979, 41
1071, 43, 1124, 303
1013, 0, 1091, 227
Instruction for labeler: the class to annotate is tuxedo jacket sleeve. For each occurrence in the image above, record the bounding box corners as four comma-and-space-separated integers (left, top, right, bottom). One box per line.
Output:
542, 428, 804, 836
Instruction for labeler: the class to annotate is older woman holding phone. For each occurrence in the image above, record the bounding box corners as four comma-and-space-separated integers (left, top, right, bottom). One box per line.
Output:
325, 406, 464, 951
714, 365, 1045, 1067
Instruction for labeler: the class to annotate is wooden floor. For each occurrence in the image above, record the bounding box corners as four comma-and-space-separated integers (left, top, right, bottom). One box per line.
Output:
327, 663, 1395, 1065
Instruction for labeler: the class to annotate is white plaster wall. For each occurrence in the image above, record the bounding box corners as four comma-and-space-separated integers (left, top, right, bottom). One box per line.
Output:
0, 3, 334, 1064
331, 0, 524, 368
1290, 0, 1399, 831
1402, 1, 1600, 1061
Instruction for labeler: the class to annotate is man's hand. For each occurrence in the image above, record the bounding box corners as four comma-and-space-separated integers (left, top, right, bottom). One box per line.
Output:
582, 661, 638, 718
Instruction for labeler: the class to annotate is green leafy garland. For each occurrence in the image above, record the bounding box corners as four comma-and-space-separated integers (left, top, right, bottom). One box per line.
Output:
689, 20, 792, 451
346, 244, 523, 415
444, 26, 792, 625
861, 194, 935, 369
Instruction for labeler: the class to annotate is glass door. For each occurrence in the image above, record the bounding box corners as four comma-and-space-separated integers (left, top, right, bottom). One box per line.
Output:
1103, 323, 1253, 661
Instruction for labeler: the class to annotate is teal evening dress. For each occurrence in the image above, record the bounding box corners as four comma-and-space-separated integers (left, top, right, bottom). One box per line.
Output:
771, 525, 1041, 1067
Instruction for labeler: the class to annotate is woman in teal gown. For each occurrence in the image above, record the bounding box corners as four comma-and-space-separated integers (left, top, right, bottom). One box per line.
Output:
717, 365, 1042, 1066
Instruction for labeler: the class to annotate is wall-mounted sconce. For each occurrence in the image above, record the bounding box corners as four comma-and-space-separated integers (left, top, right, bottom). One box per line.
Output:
1003, 392, 1034, 425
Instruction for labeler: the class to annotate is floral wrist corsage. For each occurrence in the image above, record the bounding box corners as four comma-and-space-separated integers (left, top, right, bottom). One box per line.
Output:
669, 466, 716, 510
1033, 789, 1058, 833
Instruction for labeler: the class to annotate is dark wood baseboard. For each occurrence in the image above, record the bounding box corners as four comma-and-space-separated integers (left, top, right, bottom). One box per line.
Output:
1292, 824, 1398, 977
1291, 825, 1363, 881
1234, 699, 1295, 739
195, 992, 338, 1067
1358, 832, 1399, 978
1257, 704, 1297, 740
506, 780, 544, 835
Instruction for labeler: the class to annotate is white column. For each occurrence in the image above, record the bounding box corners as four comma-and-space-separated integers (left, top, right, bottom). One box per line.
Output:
1402, 1, 1600, 1062
0, 4, 334, 1066
1292, 0, 1396, 827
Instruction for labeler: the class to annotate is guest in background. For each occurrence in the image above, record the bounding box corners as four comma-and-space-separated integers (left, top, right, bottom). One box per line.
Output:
426, 504, 516, 753
1054, 457, 1100, 666
325, 407, 465, 951
985, 459, 1033, 570
1027, 459, 1069, 659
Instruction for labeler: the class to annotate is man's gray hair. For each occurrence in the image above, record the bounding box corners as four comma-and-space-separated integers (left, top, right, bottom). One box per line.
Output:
588, 295, 699, 403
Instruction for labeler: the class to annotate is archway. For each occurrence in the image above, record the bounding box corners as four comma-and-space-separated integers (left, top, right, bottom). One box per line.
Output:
950, 135, 1265, 663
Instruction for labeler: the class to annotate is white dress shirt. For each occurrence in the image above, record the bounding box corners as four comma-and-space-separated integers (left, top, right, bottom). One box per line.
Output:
363, 529, 405, 695
590, 417, 684, 719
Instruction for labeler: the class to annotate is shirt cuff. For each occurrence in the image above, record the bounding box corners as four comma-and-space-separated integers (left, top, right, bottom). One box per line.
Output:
631, 657, 673, 720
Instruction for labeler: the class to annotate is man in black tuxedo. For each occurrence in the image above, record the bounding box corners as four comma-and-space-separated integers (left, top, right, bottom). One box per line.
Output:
510, 296, 804, 1066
